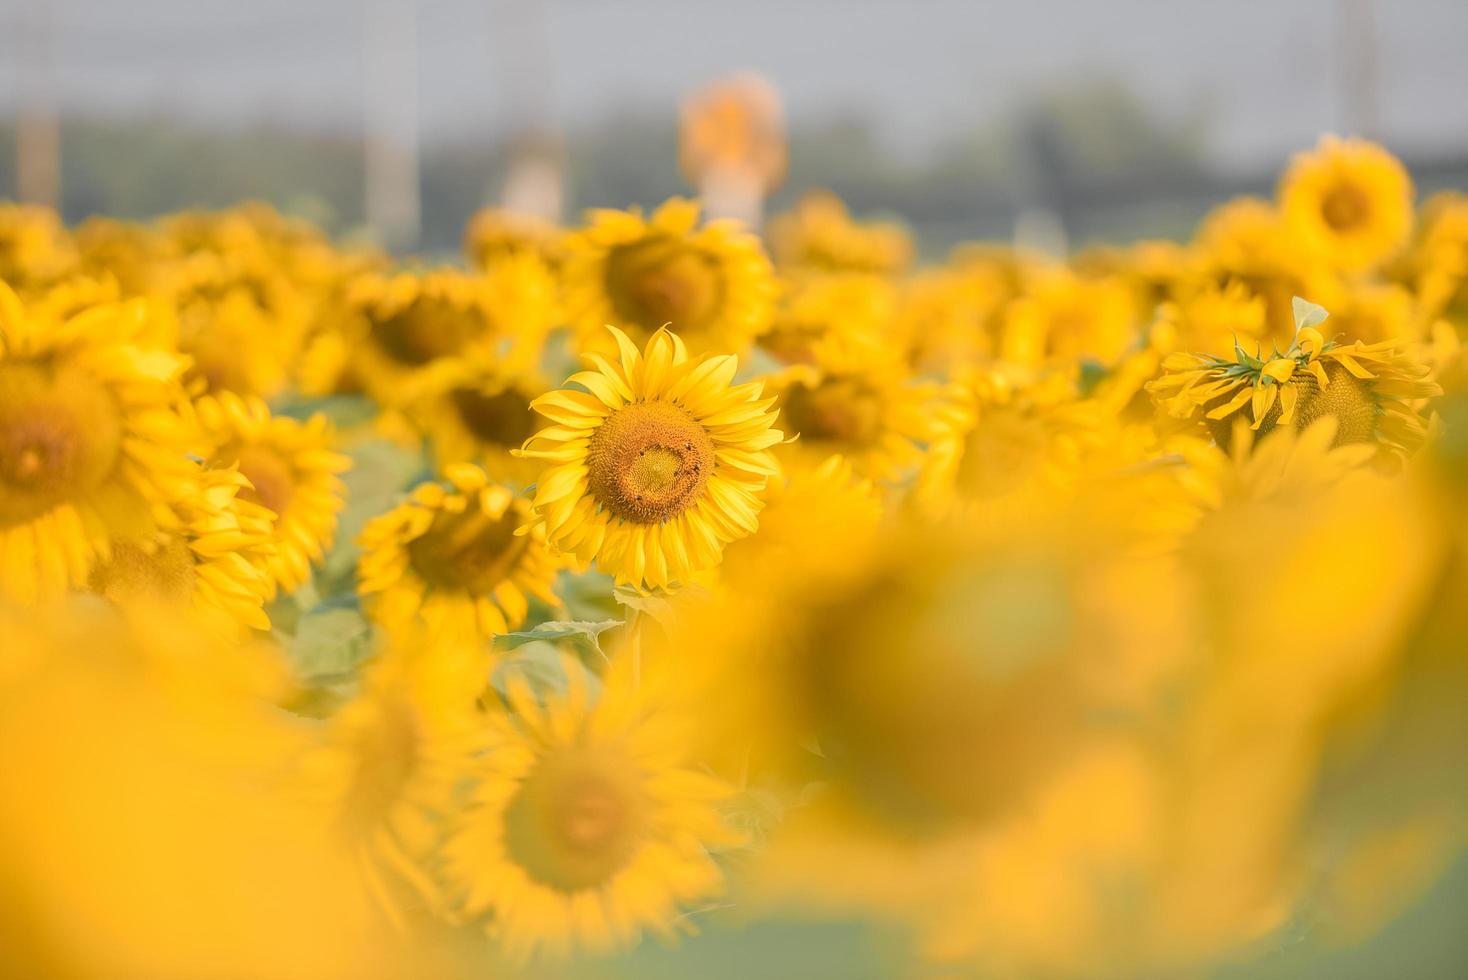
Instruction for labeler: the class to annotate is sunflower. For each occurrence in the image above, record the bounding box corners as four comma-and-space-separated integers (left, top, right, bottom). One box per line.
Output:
1146, 305, 1440, 464
396, 357, 546, 488
88, 464, 277, 632
357, 464, 561, 641
442, 670, 738, 959
1280, 136, 1414, 274
758, 272, 897, 366
192, 392, 350, 598
999, 271, 1138, 368
517, 326, 783, 589
766, 191, 913, 275
1194, 197, 1319, 343
560, 197, 775, 355
303, 638, 487, 926
336, 260, 556, 405
0, 203, 76, 287
894, 265, 1007, 375
464, 207, 562, 270
1150, 281, 1270, 359
0, 284, 198, 604
768, 355, 949, 484
913, 366, 1110, 518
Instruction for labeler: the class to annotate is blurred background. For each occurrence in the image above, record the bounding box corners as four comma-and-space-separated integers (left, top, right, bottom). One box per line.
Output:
5, 0, 1468, 255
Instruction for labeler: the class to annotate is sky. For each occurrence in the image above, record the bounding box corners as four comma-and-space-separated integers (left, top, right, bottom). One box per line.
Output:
4, 0, 1468, 169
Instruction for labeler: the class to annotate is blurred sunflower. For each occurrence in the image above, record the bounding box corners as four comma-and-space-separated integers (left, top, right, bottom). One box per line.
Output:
894, 264, 1007, 375
766, 190, 914, 275
332, 260, 556, 405
1280, 136, 1414, 273
304, 639, 486, 926
768, 356, 948, 484
518, 326, 783, 589
357, 464, 561, 641
758, 272, 897, 366
88, 464, 277, 632
193, 392, 350, 597
464, 207, 562, 270
0, 203, 76, 287
0, 285, 197, 604
1151, 281, 1270, 359
397, 357, 546, 488
1195, 197, 1319, 342
560, 198, 775, 355
1000, 271, 1138, 368
1148, 305, 1439, 464
443, 670, 738, 959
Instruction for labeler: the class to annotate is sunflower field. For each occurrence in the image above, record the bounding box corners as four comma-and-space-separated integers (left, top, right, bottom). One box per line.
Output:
3, 135, 1468, 978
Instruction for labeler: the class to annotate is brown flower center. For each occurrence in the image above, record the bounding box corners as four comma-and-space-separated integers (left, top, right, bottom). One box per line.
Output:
1321, 184, 1370, 233
606, 237, 723, 332
235, 446, 297, 518
0, 362, 123, 525
503, 750, 647, 892
780, 377, 884, 447
587, 401, 715, 524
372, 297, 485, 366
407, 504, 527, 595
88, 537, 197, 606
450, 386, 537, 448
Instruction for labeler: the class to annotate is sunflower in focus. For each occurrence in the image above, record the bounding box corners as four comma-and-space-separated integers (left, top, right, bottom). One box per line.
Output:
193, 392, 350, 597
769, 355, 949, 484
88, 464, 277, 632
1280, 136, 1414, 273
1147, 305, 1440, 465
357, 464, 561, 641
518, 326, 783, 589
396, 357, 546, 488
0, 285, 198, 604
767, 191, 913, 275
443, 670, 738, 959
560, 198, 775, 355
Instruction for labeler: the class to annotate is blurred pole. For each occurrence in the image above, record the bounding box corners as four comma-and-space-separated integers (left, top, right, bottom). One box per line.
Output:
16, 0, 61, 209
1337, 0, 1379, 138
489, 0, 563, 222
363, 0, 421, 251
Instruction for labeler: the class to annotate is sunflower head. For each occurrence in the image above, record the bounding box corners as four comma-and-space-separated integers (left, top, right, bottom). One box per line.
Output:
1280, 136, 1414, 273
1147, 300, 1440, 465
400, 358, 547, 488
0, 204, 76, 287
357, 464, 561, 641
561, 198, 775, 355
766, 191, 913, 275
519, 326, 783, 589
759, 272, 896, 366
464, 207, 562, 270
999, 272, 1137, 368
444, 671, 737, 958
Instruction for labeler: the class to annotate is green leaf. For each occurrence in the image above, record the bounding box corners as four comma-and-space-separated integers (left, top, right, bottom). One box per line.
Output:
498, 618, 624, 660
490, 639, 602, 702
283, 606, 376, 682
1292, 296, 1330, 331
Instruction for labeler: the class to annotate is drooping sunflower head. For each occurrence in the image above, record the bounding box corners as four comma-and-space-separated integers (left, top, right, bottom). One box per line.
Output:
1147, 300, 1440, 466
561, 198, 775, 355
519, 326, 783, 589
766, 190, 914, 275
357, 464, 562, 642
443, 672, 737, 959
1279, 136, 1414, 273
87, 464, 277, 633
0, 285, 198, 604
192, 392, 350, 598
